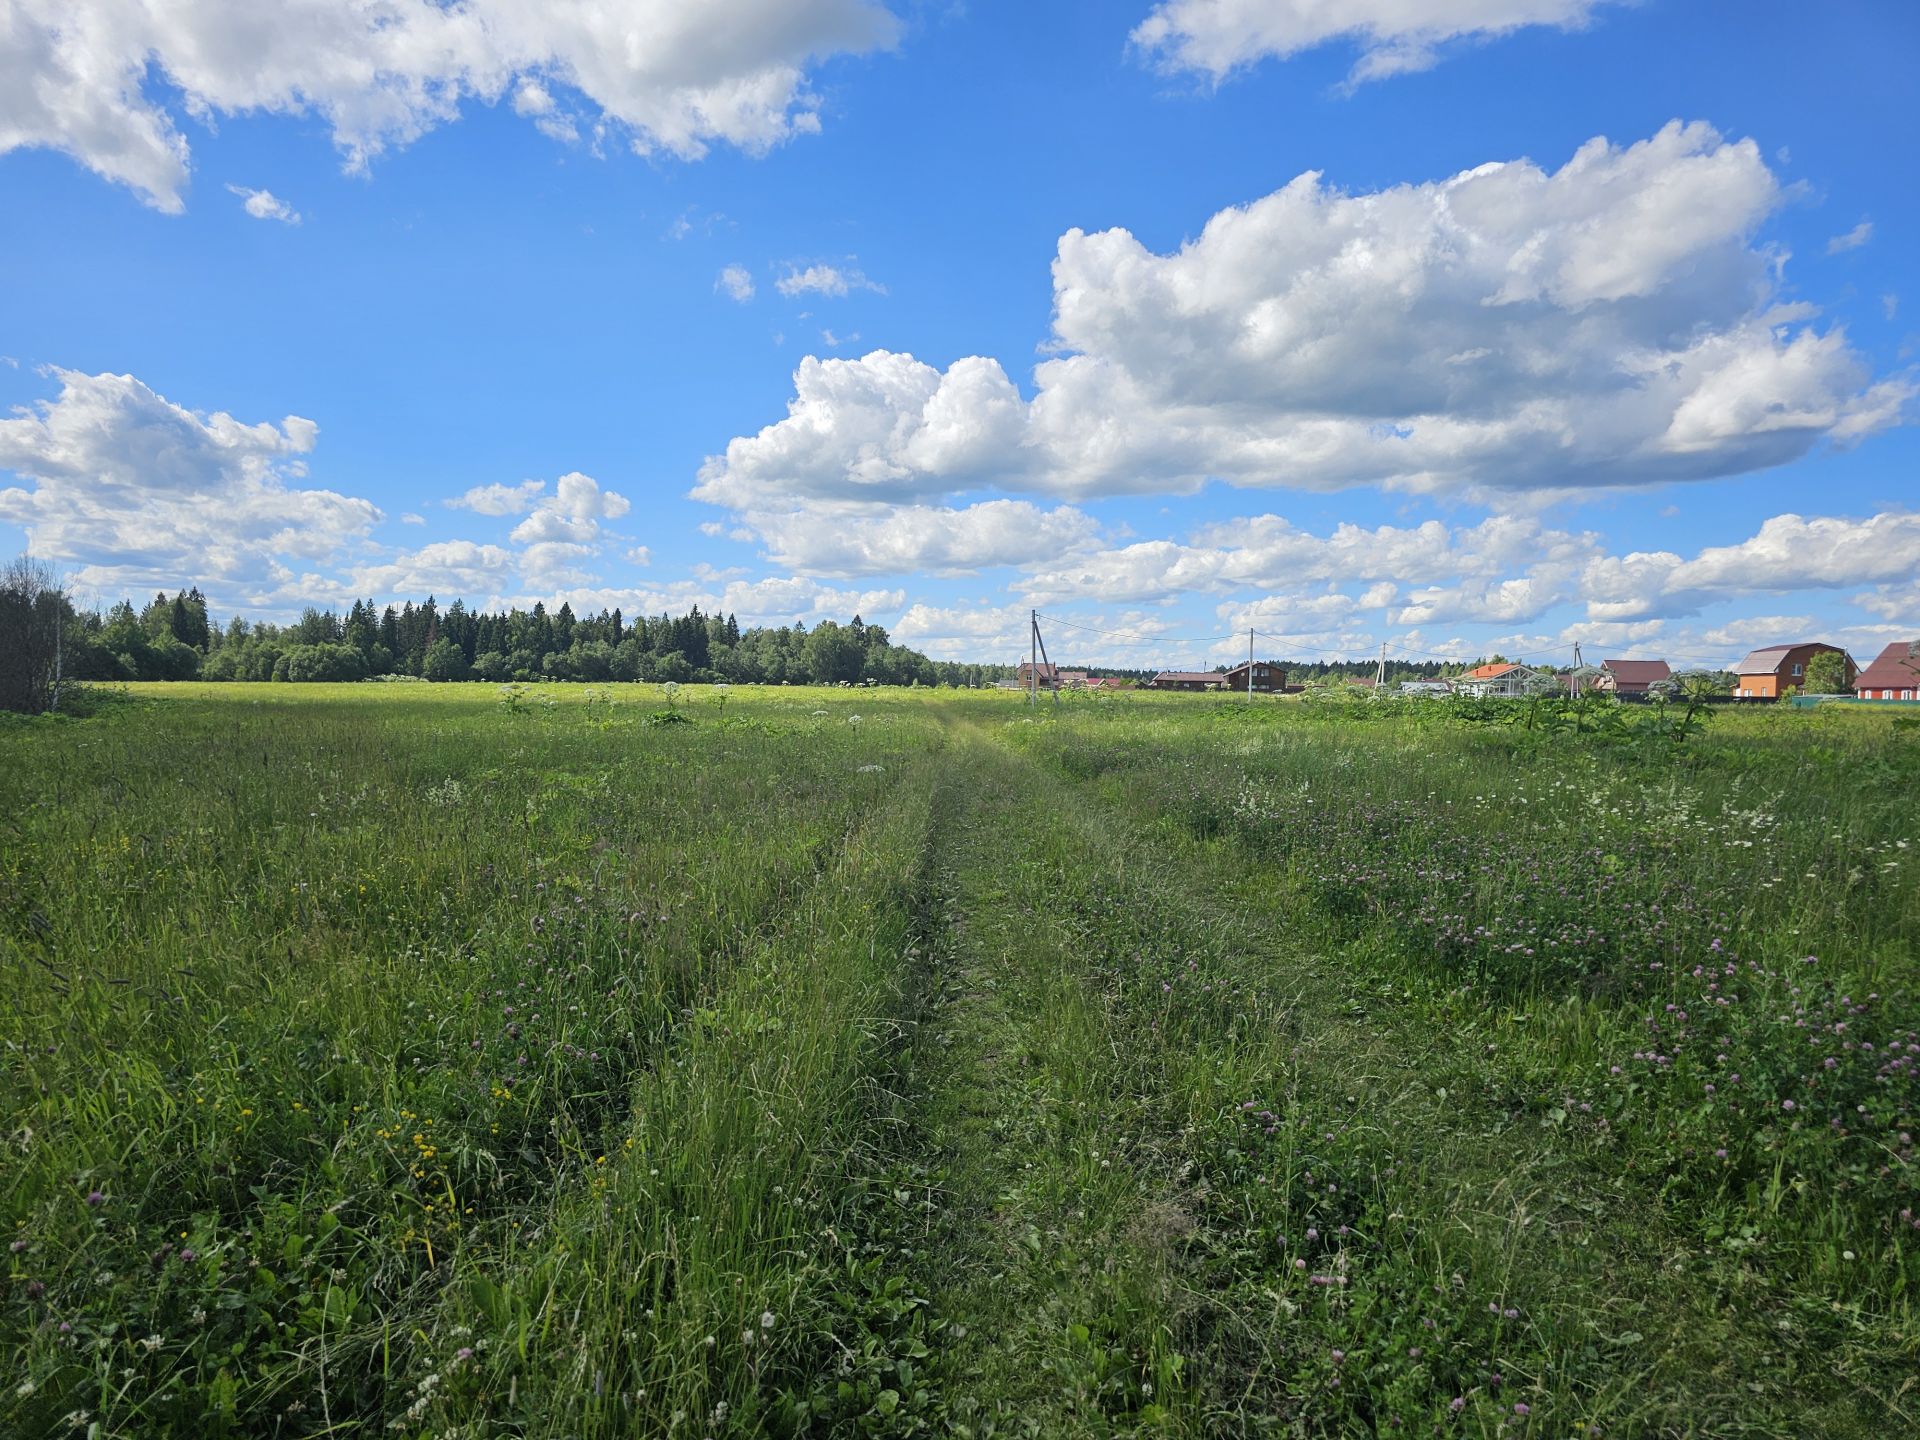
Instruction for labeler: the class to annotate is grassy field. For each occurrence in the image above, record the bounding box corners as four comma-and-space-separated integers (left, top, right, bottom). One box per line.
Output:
2, 682, 1915, 1437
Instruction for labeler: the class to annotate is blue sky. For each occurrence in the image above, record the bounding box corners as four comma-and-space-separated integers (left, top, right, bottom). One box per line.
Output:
1, 0, 1915, 671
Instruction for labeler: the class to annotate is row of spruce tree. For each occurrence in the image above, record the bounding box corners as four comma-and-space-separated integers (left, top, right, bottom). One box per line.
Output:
53, 588, 1015, 689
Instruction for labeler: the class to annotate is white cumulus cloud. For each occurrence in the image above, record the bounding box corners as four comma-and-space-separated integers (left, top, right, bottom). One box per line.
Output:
717, 264, 756, 303
504, 472, 631, 583
0, 0, 900, 211
0, 368, 377, 600
699, 123, 1909, 518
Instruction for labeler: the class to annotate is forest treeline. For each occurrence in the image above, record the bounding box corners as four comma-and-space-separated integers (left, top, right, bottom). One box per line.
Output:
49, 587, 1015, 689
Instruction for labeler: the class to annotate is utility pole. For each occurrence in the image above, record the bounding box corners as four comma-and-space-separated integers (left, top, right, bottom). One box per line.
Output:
1570, 640, 1583, 698
1029, 609, 1038, 706
1374, 641, 1387, 691
1033, 613, 1059, 706
1247, 627, 1255, 700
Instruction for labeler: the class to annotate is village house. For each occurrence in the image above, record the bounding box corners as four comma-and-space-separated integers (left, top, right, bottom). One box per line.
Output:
1594, 658, 1671, 695
1150, 669, 1226, 692
1852, 641, 1920, 701
1733, 643, 1855, 698
1014, 661, 1058, 689
1455, 661, 1539, 697
1221, 659, 1287, 693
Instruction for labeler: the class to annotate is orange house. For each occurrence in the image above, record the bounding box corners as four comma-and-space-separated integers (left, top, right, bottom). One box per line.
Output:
1733, 642, 1855, 698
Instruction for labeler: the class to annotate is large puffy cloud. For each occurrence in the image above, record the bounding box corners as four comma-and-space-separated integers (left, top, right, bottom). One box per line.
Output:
1583, 512, 1920, 621
1, 0, 899, 211
508, 471, 630, 545
0, 368, 379, 597
494, 472, 630, 585
699, 124, 1909, 517
695, 351, 1030, 507
1131, 0, 1620, 84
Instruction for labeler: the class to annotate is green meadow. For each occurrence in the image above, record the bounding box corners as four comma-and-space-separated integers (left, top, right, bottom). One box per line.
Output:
2, 682, 1915, 1438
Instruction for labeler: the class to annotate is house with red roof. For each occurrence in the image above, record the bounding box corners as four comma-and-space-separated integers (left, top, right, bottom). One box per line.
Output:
1852, 641, 1920, 701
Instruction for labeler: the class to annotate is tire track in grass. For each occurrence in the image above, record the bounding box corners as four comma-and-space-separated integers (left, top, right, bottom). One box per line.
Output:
414, 755, 954, 1438
880, 727, 1194, 1438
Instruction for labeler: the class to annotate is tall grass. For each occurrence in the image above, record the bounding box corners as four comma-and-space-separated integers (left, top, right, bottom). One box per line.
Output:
2, 683, 1914, 1435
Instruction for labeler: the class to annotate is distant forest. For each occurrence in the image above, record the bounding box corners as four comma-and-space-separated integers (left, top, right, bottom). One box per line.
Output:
36, 583, 1535, 695
54, 588, 1017, 688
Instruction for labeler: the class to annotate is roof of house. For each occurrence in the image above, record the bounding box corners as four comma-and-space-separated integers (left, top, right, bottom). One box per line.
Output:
1734, 642, 1841, 674
1461, 662, 1522, 680
1603, 659, 1672, 685
1853, 641, 1920, 691
1152, 670, 1225, 684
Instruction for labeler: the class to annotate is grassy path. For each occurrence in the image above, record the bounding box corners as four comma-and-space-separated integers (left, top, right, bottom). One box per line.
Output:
890, 729, 1191, 1437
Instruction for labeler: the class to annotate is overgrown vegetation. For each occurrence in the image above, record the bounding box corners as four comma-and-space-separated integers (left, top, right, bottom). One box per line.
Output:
2, 684, 1913, 1436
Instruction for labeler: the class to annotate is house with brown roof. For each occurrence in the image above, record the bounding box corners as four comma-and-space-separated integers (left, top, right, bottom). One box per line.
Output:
1595, 658, 1671, 695
1733, 643, 1855, 698
1852, 641, 1920, 701
1221, 659, 1286, 693
1015, 661, 1058, 689
1150, 669, 1226, 692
